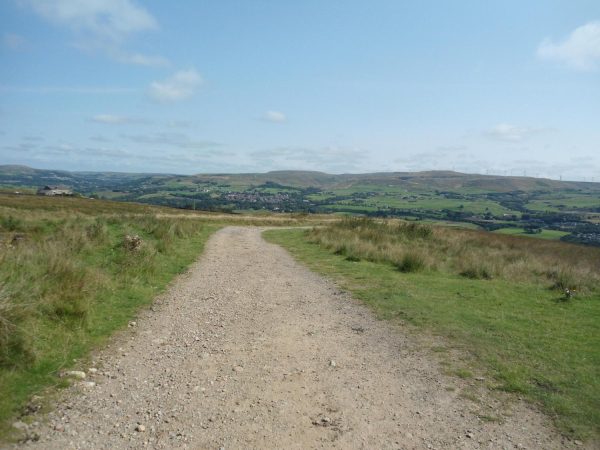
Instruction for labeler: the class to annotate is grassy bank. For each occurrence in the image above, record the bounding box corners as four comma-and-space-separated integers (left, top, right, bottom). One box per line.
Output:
0, 212, 218, 434
0, 194, 338, 227
263, 219, 600, 440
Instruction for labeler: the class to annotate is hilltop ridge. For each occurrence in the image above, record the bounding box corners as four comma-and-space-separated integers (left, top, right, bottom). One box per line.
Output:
2, 165, 598, 193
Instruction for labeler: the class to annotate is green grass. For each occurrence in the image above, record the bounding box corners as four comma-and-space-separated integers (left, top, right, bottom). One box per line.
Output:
419, 220, 482, 230
324, 204, 378, 211
0, 213, 219, 437
331, 212, 365, 217
263, 227, 600, 440
493, 228, 571, 240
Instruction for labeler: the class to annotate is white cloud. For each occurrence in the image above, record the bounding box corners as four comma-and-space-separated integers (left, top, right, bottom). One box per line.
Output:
18, 0, 169, 66
83, 147, 130, 157
482, 124, 551, 142
43, 143, 79, 154
90, 114, 149, 124
263, 111, 287, 123
90, 134, 111, 142
147, 70, 203, 104
249, 146, 368, 172
0, 86, 138, 94
537, 21, 600, 70
19, 0, 158, 41
2, 33, 30, 50
110, 51, 171, 68
22, 135, 44, 141
121, 132, 219, 149
166, 120, 192, 128
436, 145, 467, 152
2, 143, 37, 152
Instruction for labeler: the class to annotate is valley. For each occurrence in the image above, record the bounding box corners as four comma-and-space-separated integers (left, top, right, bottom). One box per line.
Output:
2, 165, 600, 245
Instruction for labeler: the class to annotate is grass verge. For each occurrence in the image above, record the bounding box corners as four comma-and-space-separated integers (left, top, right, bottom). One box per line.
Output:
263, 225, 600, 440
0, 213, 219, 437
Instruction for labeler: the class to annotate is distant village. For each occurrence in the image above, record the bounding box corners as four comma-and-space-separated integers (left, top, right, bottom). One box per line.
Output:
224, 192, 290, 204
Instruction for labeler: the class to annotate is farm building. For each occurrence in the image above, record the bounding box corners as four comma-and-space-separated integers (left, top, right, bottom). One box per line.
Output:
36, 185, 73, 196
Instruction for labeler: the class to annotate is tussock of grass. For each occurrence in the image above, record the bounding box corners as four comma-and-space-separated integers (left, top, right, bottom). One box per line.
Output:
0, 212, 217, 433
394, 251, 428, 273
307, 217, 600, 293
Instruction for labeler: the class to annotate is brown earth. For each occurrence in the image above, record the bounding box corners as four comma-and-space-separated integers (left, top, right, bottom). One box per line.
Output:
14, 227, 585, 449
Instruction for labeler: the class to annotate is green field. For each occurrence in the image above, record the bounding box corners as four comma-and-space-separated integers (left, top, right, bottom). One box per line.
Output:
419, 219, 482, 229
493, 228, 571, 240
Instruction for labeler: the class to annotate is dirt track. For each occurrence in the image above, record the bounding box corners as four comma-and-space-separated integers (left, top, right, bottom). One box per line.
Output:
20, 227, 575, 449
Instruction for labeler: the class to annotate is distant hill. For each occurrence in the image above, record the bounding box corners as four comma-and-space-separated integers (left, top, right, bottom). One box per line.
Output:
187, 170, 599, 193
1, 165, 598, 195
0, 165, 178, 193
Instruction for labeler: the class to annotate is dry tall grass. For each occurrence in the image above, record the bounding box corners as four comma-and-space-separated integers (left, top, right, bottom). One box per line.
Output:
308, 217, 600, 293
0, 213, 205, 368
0, 194, 337, 226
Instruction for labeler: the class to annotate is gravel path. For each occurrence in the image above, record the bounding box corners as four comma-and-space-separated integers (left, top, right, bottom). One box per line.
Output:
19, 227, 575, 449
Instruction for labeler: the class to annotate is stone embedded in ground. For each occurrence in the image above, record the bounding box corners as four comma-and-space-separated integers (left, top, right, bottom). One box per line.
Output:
136, 424, 146, 432
12, 421, 27, 430
64, 371, 86, 380
81, 381, 96, 388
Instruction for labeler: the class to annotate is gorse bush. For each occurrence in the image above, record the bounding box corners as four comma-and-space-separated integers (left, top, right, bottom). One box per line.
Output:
307, 217, 600, 292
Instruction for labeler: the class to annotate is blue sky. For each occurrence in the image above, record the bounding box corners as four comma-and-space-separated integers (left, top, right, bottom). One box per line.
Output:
1, 1, 599, 179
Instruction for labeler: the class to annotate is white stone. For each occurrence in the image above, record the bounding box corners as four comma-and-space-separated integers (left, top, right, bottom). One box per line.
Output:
65, 371, 86, 380
12, 421, 27, 430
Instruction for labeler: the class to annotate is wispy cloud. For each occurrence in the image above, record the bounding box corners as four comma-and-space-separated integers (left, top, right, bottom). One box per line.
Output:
22, 135, 44, 141
436, 145, 468, 152
121, 132, 219, 149
42, 143, 131, 158
147, 70, 203, 104
0, 86, 138, 94
2, 143, 37, 152
18, 0, 170, 66
109, 51, 170, 68
249, 146, 368, 172
482, 124, 551, 142
90, 134, 111, 142
2, 32, 31, 50
166, 120, 192, 128
262, 111, 288, 123
537, 21, 600, 70
45, 143, 78, 153
83, 147, 131, 158
90, 114, 151, 125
